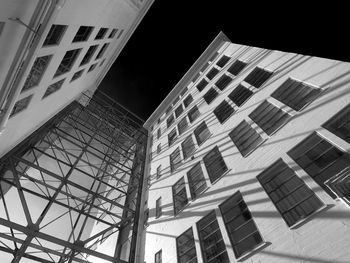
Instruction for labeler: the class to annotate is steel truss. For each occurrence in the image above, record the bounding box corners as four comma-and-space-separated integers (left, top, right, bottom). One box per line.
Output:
0, 91, 147, 263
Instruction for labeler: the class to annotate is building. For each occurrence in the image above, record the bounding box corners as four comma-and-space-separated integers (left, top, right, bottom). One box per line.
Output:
143, 32, 350, 263
0, 0, 153, 262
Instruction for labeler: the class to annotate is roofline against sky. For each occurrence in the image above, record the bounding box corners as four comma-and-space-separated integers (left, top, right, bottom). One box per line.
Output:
144, 31, 231, 128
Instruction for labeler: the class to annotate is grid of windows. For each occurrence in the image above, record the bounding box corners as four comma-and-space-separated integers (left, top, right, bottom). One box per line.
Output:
203, 146, 228, 183
42, 78, 65, 98
71, 69, 84, 82
206, 67, 219, 80
95, 27, 108, 39
203, 88, 218, 105
197, 211, 229, 263
323, 104, 350, 143
219, 191, 264, 259
257, 159, 324, 227
176, 228, 198, 263
157, 144, 161, 154
182, 135, 196, 159
228, 84, 253, 107
175, 104, 184, 118
167, 114, 175, 128
215, 74, 232, 91
55, 49, 81, 77
227, 60, 247, 76
188, 106, 200, 123
183, 94, 193, 108
22, 55, 52, 91
213, 100, 234, 124
229, 120, 265, 157
43, 24, 67, 46
109, 28, 117, 38
187, 162, 207, 199
80, 45, 98, 65
157, 165, 162, 179
155, 249, 162, 263
194, 122, 211, 146
216, 55, 230, 67
168, 128, 177, 146
172, 177, 189, 215
271, 78, 322, 111
10, 95, 33, 117
178, 117, 189, 135
170, 147, 182, 172
288, 132, 350, 198
244, 67, 273, 88
249, 100, 292, 136
96, 43, 109, 59
196, 79, 208, 92
73, 26, 93, 42
156, 197, 162, 218
88, 63, 98, 72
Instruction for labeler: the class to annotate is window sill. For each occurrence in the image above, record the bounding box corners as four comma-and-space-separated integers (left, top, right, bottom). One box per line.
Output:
236, 241, 270, 262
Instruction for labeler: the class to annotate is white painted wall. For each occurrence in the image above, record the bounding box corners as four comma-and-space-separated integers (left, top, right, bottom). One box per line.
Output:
144, 42, 350, 263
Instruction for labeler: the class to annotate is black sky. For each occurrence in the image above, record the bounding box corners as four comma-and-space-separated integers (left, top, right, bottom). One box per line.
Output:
100, 2, 349, 121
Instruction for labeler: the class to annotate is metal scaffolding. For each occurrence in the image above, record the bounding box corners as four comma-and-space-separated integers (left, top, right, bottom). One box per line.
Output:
0, 91, 148, 263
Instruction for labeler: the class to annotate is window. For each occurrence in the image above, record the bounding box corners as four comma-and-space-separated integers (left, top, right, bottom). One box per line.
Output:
257, 159, 325, 227
180, 87, 188, 97
182, 135, 196, 159
55, 49, 81, 77
172, 177, 188, 215
117, 29, 124, 39
95, 27, 108, 39
175, 104, 184, 118
187, 162, 207, 199
88, 63, 98, 72
271, 78, 322, 111
22, 55, 52, 91
72, 26, 93, 42
203, 88, 218, 105
219, 191, 264, 259
167, 114, 175, 128
157, 128, 161, 139
80, 45, 98, 65
71, 69, 84, 82
9, 95, 33, 117
155, 198, 162, 218
43, 24, 67, 46
288, 132, 350, 198
165, 105, 172, 115
157, 118, 161, 124
188, 106, 200, 123
206, 67, 219, 80
215, 74, 232, 91
109, 28, 118, 38
228, 84, 253, 107
213, 100, 234, 124
229, 120, 265, 157
194, 121, 211, 146
42, 78, 65, 98
322, 104, 350, 143
249, 100, 292, 136
157, 165, 162, 179
183, 94, 193, 108
168, 128, 177, 146
196, 79, 208, 92
96, 43, 109, 59
197, 211, 229, 263
227, 60, 247, 76
325, 169, 350, 206
176, 228, 197, 263
178, 117, 188, 135
244, 67, 273, 88
170, 147, 182, 172
216, 55, 230, 67
155, 249, 162, 263
203, 146, 228, 183
157, 144, 161, 154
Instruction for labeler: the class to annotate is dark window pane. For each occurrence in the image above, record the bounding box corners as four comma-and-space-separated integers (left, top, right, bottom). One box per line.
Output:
178, 117, 189, 135
227, 60, 247, 76
215, 74, 232, 91
188, 106, 200, 123
322, 104, 350, 143
22, 55, 52, 91
167, 114, 175, 128
213, 100, 235, 124
216, 55, 230, 67
203, 88, 218, 105
228, 84, 253, 107
168, 128, 177, 146
55, 49, 81, 77
10, 95, 33, 117
194, 122, 211, 146
184, 94, 194, 108
182, 135, 196, 159
42, 79, 65, 98
95, 27, 108, 39
206, 68, 219, 80
187, 162, 207, 199
244, 67, 273, 88
175, 104, 184, 118
173, 177, 188, 215
80, 45, 98, 65
197, 79, 208, 92
170, 147, 182, 172
73, 26, 93, 42
203, 146, 228, 183
43, 24, 67, 46
176, 228, 198, 263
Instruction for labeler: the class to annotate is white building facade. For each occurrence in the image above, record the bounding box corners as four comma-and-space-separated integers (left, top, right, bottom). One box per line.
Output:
143, 32, 350, 263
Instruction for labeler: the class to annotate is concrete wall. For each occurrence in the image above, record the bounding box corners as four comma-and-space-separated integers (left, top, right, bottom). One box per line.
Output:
144, 42, 350, 263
